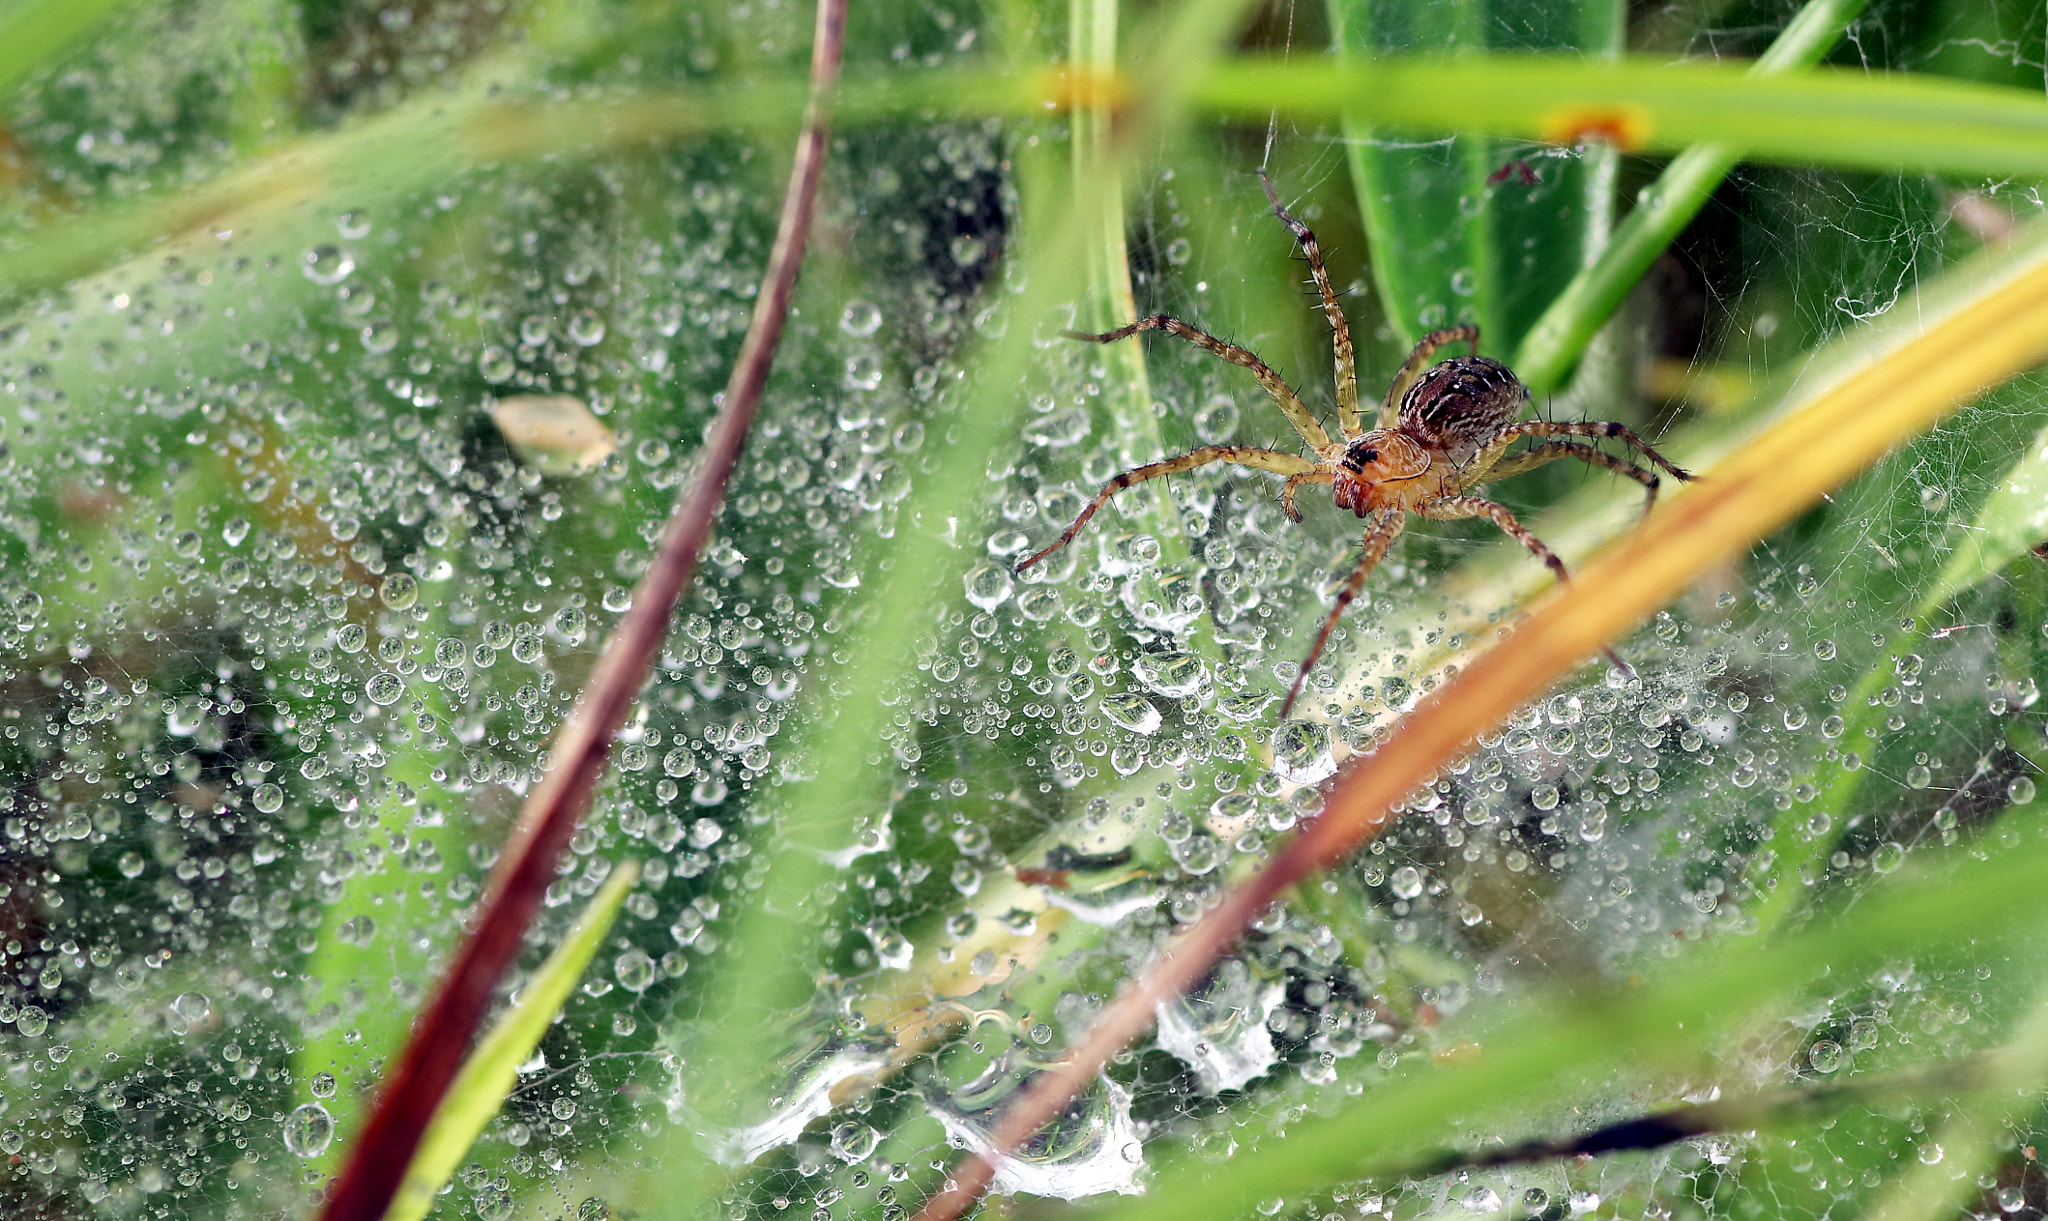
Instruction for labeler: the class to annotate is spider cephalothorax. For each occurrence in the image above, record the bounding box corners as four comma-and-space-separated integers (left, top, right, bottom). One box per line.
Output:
1018, 174, 1692, 718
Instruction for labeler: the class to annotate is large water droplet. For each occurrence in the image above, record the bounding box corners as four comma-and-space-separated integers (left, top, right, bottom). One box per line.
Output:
301, 244, 355, 285
282, 1103, 334, 1157
963, 563, 1013, 611
1099, 692, 1162, 735
1270, 720, 1335, 785
1132, 650, 1205, 699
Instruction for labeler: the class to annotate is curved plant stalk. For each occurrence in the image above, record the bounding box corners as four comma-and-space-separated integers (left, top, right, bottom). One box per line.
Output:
384, 862, 639, 1221
315, 0, 846, 1216
907, 200, 2048, 1221
1510, 0, 1873, 394
1751, 409, 2048, 937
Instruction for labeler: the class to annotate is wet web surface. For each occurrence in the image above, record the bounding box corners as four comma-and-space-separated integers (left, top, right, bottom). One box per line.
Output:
3, 0, 2048, 1219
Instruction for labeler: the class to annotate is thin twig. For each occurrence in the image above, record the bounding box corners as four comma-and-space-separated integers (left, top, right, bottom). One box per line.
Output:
316, 2, 846, 1216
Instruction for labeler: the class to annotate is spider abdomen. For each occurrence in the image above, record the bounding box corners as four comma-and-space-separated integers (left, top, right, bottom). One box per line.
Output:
1397, 355, 1530, 468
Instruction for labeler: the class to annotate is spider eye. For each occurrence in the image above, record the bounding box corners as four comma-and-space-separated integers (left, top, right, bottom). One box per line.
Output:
1359, 449, 1378, 463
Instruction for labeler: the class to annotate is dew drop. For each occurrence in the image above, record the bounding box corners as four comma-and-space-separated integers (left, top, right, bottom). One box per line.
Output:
830, 1120, 880, 1163
614, 949, 656, 993
1389, 866, 1424, 900
1904, 764, 1932, 789
839, 299, 882, 338
2009, 776, 2037, 805
963, 563, 1013, 611
479, 345, 516, 383
380, 573, 418, 610
366, 673, 405, 706
567, 309, 607, 346
301, 244, 355, 285
282, 1103, 334, 1158
1807, 1040, 1844, 1073
1132, 650, 1205, 699
252, 783, 284, 814
1270, 720, 1335, 785
173, 992, 211, 1022
1099, 692, 1163, 735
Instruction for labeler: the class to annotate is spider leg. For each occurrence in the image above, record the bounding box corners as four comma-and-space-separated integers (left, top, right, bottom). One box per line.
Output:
1468, 420, 1692, 486
1067, 316, 1332, 450
1379, 324, 1481, 428
1469, 440, 1663, 515
1259, 171, 1360, 440
1018, 445, 1317, 572
1280, 507, 1405, 719
1281, 470, 1335, 522
1416, 494, 1632, 674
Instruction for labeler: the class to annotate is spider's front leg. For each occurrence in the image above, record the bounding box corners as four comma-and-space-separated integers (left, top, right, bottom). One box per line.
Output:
1017, 446, 1315, 573
1281, 507, 1406, 719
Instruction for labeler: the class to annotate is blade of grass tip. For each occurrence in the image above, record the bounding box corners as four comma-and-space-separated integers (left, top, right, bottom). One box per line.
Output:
914, 206, 2048, 1221
1511, 0, 1873, 394
384, 861, 640, 1221
315, 2, 845, 1217
1751, 406, 2048, 937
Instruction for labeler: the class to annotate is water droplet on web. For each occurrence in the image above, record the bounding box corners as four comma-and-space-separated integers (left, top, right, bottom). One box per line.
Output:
252, 783, 284, 814
1021, 407, 1090, 448
830, 1120, 880, 1163
839, 299, 882, 337
1270, 720, 1335, 785
1806, 1040, 1845, 1073
282, 1103, 334, 1157
1389, 866, 1424, 900
614, 949, 655, 993
1904, 764, 1932, 789
1099, 692, 1161, 735
963, 563, 1013, 611
380, 573, 418, 610
174, 992, 211, 1022
1193, 396, 1238, 443
1132, 650, 1204, 699
366, 673, 404, 706
479, 345, 516, 382
301, 244, 355, 285
359, 321, 398, 353
567, 309, 607, 346
2010, 776, 2036, 804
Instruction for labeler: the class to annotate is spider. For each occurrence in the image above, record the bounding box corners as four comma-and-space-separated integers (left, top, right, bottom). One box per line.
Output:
1017, 175, 1693, 719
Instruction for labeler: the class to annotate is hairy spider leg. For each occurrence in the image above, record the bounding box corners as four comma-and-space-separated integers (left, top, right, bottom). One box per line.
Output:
1416, 494, 1631, 673
1015, 445, 1316, 572
1280, 470, 1335, 522
1466, 419, 1693, 489
1259, 171, 1360, 439
1471, 441, 1663, 512
1066, 317, 1332, 451
1281, 507, 1406, 719
1379, 324, 1481, 428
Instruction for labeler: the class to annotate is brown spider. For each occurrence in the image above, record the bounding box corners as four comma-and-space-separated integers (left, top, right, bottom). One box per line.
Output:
1017, 175, 1693, 719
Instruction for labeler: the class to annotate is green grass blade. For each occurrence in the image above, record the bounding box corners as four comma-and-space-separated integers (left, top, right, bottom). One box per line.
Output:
0, 0, 135, 99
383, 860, 641, 1221
1511, 0, 1874, 393
1196, 56, 2048, 178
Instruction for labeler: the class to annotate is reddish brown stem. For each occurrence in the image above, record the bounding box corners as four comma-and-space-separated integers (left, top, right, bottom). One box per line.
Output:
315, 2, 846, 1216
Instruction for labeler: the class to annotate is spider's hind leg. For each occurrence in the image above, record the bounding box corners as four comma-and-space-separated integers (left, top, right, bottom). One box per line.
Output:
1416, 493, 1632, 674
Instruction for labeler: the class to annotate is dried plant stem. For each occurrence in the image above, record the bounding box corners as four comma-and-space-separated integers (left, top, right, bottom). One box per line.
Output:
315, 2, 846, 1217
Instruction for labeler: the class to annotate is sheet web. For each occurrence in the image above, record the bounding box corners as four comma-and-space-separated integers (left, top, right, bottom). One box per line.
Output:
1, 0, 2048, 1218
